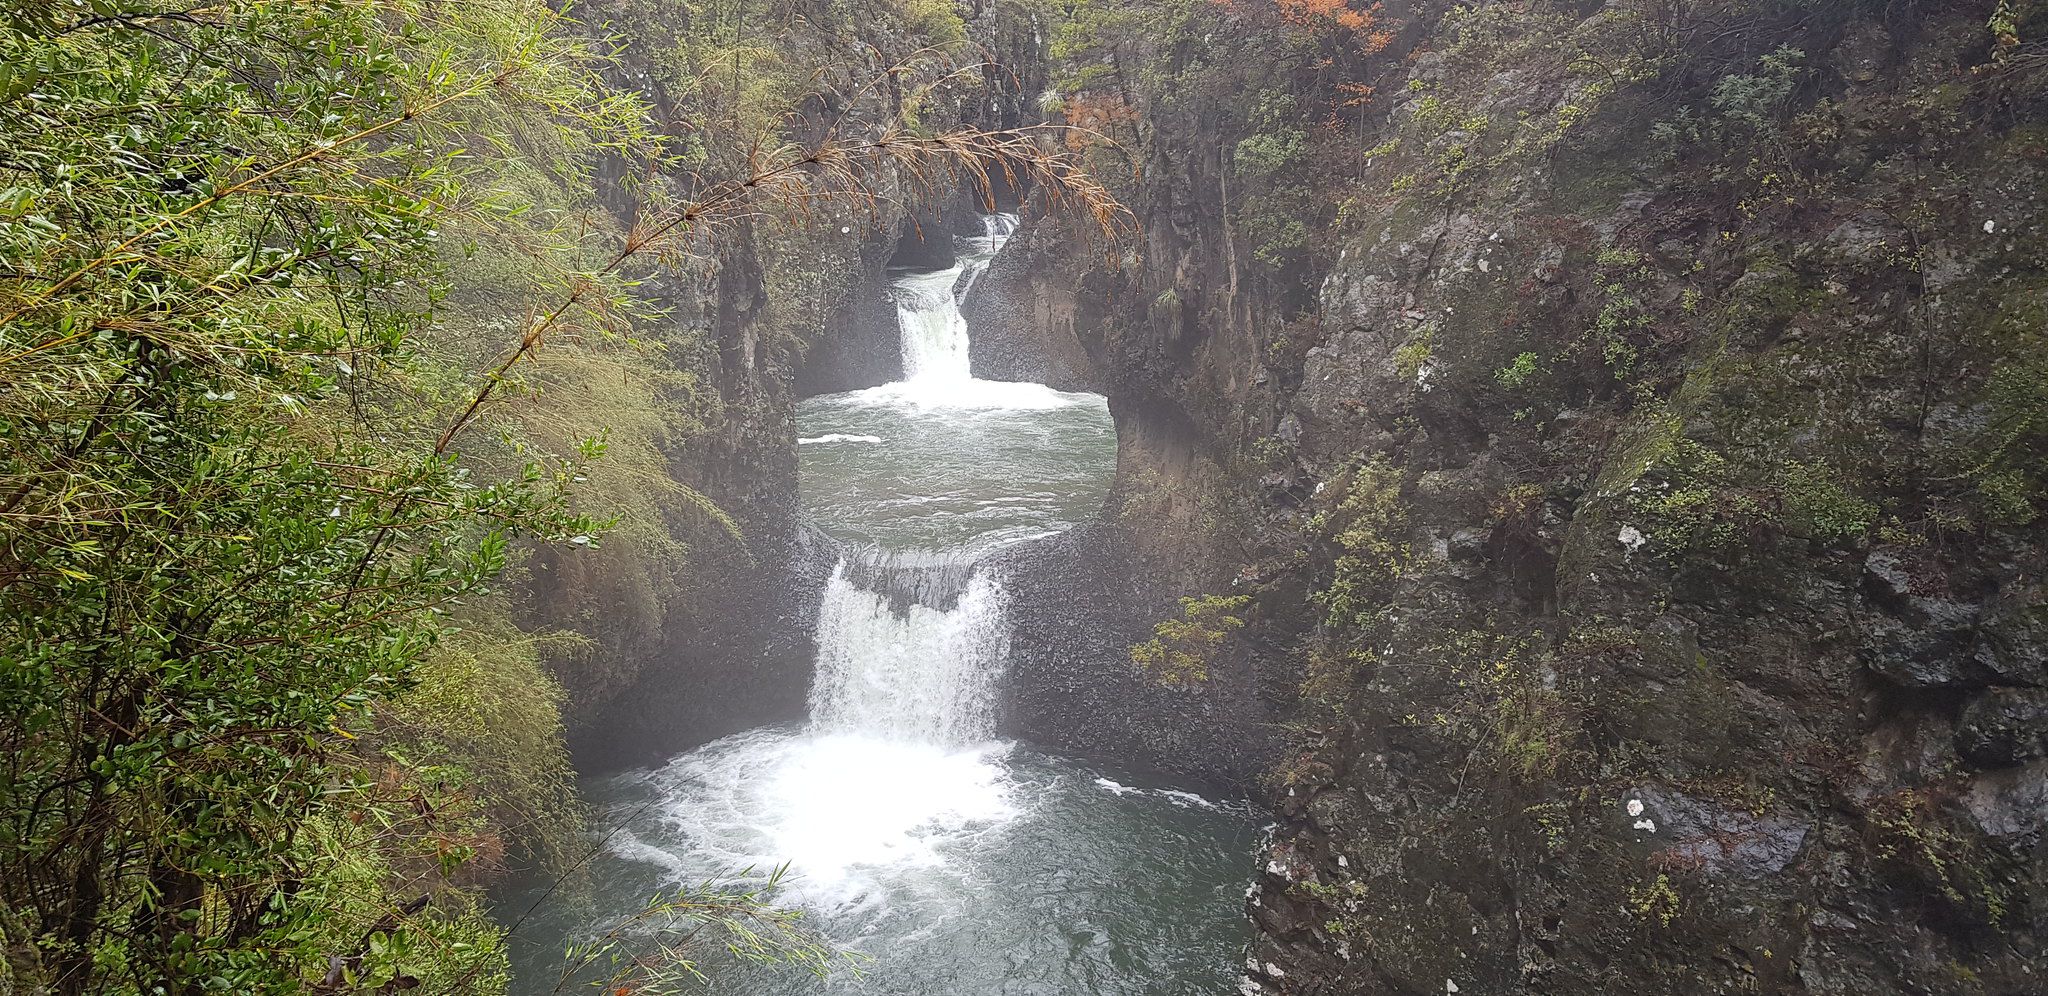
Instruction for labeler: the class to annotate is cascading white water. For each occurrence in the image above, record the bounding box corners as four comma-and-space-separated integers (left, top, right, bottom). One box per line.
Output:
893, 213, 1012, 381
592, 211, 1066, 919
854, 212, 1092, 411
894, 265, 975, 381
517, 211, 1254, 996
807, 565, 1009, 746
807, 211, 1026, 750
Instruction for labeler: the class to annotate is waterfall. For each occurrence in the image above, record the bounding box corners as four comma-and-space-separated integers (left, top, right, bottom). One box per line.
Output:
519, 211, 1253, 994
798, 214, 1024, 741
892, 212, 1017, 381
893, 266, 974, 380
806, 212, 1031, 748
807, 564, 1009, 746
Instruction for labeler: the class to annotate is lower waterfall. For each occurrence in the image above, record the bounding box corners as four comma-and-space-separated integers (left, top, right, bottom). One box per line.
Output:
808, 566, 1009, 747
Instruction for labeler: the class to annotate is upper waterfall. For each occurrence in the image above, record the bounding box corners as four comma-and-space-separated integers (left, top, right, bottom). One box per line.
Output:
892, 212, 1014, 382
798, 213, 1116, 561
894, 264, 976, 381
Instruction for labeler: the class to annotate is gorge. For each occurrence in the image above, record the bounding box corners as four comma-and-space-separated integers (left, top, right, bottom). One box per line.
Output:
506, 3, 2048, 992
4, 2, 2045, 995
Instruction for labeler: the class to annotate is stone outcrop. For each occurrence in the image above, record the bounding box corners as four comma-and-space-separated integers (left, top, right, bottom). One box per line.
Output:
974, 2, 2048, 991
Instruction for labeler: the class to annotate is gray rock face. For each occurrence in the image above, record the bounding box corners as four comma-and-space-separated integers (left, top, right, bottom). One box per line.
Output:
1964, 761, 2048, 838
1957, 688, 2048, 769
1625, 785, 1809, 879
1857, 550, 1995, 688
1976, 588, 2048, 687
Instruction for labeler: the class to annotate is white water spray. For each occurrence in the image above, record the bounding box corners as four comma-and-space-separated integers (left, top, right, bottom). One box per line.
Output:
808, 565, 1009, 746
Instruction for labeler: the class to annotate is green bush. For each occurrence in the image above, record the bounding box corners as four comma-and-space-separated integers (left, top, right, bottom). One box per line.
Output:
1312, 457, 1410, 628
1131, 594, 1255, 686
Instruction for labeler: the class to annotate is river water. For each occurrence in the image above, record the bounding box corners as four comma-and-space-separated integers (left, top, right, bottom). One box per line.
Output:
508, 217, 1256, 995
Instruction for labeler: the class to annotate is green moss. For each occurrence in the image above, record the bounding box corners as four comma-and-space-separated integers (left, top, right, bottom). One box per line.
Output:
1593, 404, 1686, 500
1550, 157, 1640, 215
1780, 460, 1878, 540
1392, 331, 1435, 384
1868, 789, 2016, 929
1628, 874, 1683, 928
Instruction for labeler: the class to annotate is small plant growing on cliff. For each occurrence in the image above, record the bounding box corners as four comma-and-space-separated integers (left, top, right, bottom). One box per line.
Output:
1524, 801, 1572, 855
1612, 407, 1772, 559
1780, 460, 1878, 540
1990, 1, 2022, 60
1496, 351, 1542, 389
1417, 629, 1576, 784
1311, 457, 1410, 628
1709, 47, 1806, 130
1299, 646, 1369, 714
1131, 594, 1254, 686
1628, 874, 1683, 928
1489, 483, 1546, 525
1868, 790, 2013, 927
1977, 469, 2037, 526
1577, 247, 1657, 380
1393, 334, 1435, 384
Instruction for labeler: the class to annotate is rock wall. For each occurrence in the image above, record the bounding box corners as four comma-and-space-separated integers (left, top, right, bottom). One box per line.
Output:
993, 1, 2048, 992
973, 206, 1296, 790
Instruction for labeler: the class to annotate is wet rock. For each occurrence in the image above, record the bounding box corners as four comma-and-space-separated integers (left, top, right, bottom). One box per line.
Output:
1974, 588, 2048, 686
1626, 785, 1810, 879
1856, 550, 1991, 688
1820, 212, 1907, 265
1445, 527, 1489, 580
1963, 761, 2048, 838
1957, 687, 2048, 769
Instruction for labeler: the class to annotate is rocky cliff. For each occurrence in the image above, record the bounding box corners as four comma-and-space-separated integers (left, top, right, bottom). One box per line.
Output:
983, 1, 2048, 991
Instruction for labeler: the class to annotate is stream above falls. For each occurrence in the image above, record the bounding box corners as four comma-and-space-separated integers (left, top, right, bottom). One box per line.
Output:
509, 216, 1256, 995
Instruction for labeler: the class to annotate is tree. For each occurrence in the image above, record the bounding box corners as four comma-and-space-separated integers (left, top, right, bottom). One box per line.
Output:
0, 2, 1121, 992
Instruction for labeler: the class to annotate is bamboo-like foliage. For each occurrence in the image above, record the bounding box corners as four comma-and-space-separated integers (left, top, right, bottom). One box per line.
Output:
432, 122, 1126, 456
0, 1, 1124, 993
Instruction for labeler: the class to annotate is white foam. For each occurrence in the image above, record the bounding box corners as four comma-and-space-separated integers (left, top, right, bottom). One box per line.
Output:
1092, 778, 1222, 810
628, 728, 1020, 913
1095, 777, 1142, 797
844, 376, 1094, 412
798, 433, 884, 444
607, 828, 693, 880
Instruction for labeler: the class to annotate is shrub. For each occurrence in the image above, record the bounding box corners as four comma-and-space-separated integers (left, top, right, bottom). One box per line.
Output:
1131, 594, 1255, 686
1312, 457, 1410, 627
